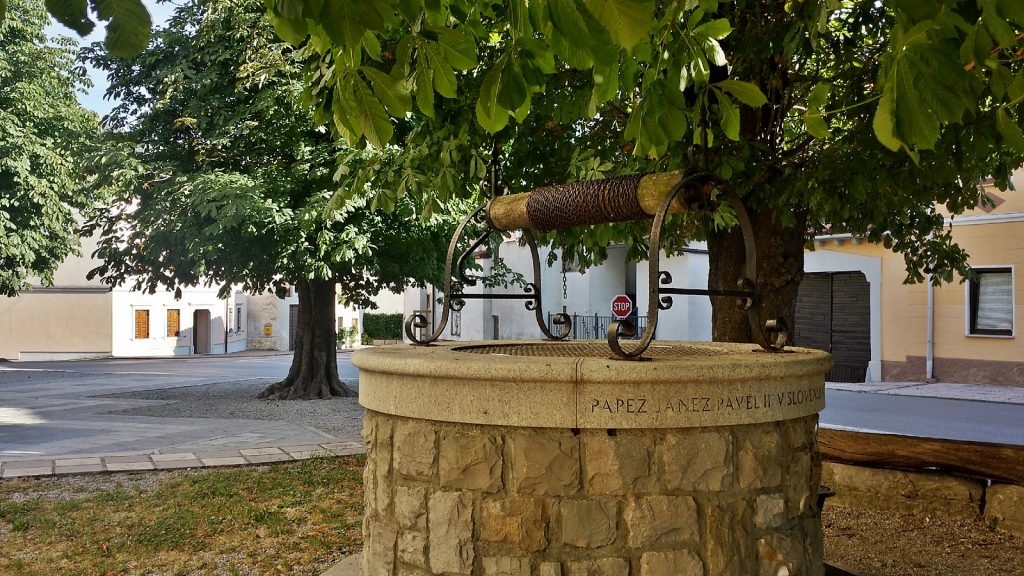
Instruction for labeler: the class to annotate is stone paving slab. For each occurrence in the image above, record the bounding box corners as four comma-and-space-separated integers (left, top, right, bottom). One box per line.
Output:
151, 452, 197, 462
3, 467, 52, 478
107, 461, 155, 472
55, 457, 102, 466
55, 464, 104, 474
155, 460, 203, 470
245, 453, 293, 464
0, 442, 368, 479
240, 447, 285, 456
826, 381, 1024, 404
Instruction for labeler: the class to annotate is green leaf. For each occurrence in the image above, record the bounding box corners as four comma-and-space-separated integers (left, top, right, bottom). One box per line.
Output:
497, 61, 529, 112
803, 109, 830, 139
509, 0, 533, 40
391, 35, 414, 79
996, 107, 1024, 153
717, 79, 767, 107
414, 51, 435, 118
703, 38, 726, 66
361, 66, 411, 116
582, 0, 654, 49
1009, 73, 1024, 102
424, 43, 458, 98
362, 31, 382, 61
476, 60, 510, 133
45, 0, 94, 36
588, 62, 618, 116
92, 0, 152, 58
660, 104, 687, 142
718, 96, 739, 141
991, 64, 1011, 99
268, 11, 307, 45
351, 79, 393, 147
548, 0, 595, 67
872, 90, 901, 152
980, 0, 1016, 47
807, 81, 831, 109
317, 0, 366, 66
894, 76, 939, 150
549, 25, 594, 69
998, 0, 1024, 26
694, 18, 731, 40
427, 26, 477, 70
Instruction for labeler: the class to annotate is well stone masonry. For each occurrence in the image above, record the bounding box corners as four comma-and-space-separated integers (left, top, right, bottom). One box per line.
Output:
354, 342, 832, 576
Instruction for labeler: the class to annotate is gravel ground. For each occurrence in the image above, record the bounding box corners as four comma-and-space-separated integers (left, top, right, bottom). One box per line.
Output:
102, 378, 365, 441
823, 504, 1024, 575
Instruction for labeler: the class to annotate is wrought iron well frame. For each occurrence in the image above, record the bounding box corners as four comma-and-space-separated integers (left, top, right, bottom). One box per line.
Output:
404, 169, 788, 359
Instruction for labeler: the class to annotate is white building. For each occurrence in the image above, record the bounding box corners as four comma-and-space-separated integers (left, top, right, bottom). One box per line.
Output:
0, 232, 244, 360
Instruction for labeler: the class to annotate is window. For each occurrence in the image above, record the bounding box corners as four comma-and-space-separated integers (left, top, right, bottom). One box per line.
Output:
236, 306, 242, 332
134, 309, 150, 339
968, 267, 1014, 336
450, 310, 461, 337
167, 309, 180, 337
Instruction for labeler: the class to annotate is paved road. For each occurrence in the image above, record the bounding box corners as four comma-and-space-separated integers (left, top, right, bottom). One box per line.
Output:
821, 382, 1024, 446
0, 352, 361, 465
3, 353, 359, 381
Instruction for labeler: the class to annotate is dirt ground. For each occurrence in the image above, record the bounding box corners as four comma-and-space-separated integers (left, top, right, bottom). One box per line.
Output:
823, 504, 1024, 576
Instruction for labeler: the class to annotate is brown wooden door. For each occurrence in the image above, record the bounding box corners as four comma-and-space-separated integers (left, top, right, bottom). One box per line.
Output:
793, 272, 870, 382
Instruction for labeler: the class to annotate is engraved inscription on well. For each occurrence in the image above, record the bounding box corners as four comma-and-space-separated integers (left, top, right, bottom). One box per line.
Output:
579, 382, 825, 428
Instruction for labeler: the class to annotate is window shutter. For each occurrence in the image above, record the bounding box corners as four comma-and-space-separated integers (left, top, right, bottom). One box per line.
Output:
167, 309, 180, 337
135, 310, 150, 339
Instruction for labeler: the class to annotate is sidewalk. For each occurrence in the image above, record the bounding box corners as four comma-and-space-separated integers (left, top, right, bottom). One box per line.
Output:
826, 380, 1024, 405
0, 442, 365, 479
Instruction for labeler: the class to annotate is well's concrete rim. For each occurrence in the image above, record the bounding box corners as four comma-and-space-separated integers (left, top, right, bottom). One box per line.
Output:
352, 340, 832, 383
354, 341, 831, 429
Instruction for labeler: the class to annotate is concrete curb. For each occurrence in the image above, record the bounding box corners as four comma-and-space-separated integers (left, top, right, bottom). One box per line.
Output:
0, 442, 366, 479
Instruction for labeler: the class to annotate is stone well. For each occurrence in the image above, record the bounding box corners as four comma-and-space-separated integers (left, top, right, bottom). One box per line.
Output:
353, 341, 832, 576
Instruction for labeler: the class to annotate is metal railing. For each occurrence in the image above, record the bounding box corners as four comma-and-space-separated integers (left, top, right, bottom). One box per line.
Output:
547, 312, 647, 340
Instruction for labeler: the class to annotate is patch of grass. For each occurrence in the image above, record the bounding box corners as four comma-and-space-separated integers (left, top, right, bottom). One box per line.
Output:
0, 456, 365, 576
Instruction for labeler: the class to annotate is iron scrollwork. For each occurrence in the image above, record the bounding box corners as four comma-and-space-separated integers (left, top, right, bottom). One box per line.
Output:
607, 173, 787, 359
404, 208, 573, 345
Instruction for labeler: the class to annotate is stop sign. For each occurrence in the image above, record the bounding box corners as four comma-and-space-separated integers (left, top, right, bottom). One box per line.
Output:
610, 295, 633, 319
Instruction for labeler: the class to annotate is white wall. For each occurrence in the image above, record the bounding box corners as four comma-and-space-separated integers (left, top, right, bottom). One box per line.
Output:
226, 289, 248, 353
634, 244, 712, 342
111, 284, 229, 356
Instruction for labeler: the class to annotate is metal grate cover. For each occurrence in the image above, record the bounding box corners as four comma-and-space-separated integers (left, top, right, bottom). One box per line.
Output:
453, 342, 730, 358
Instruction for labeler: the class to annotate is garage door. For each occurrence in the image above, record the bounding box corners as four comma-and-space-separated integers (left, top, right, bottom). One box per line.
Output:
793, 272, 870, 382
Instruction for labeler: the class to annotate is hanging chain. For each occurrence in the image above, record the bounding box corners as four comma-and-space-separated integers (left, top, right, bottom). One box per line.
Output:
559, 232, 569, 301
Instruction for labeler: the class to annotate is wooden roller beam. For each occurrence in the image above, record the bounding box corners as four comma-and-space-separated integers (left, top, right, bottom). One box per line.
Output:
818, 427, 1024, 485
487, 170, 707, 232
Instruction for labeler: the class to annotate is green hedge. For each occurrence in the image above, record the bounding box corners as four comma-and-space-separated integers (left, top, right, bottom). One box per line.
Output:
363, 312, 404, 339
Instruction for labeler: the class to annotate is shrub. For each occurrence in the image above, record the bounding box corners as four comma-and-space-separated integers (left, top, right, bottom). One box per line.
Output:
363, 313, 403, 340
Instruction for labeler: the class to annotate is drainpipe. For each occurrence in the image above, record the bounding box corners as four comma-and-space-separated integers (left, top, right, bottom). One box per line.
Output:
224, 296, 230, 355
926, 274, 935, 382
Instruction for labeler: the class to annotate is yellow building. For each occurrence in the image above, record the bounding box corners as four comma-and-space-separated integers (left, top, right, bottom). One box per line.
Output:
800, 172, 1024, 385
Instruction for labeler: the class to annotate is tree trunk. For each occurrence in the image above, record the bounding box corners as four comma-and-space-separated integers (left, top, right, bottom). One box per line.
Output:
707, 203, 807, 345
258, 278, 354, 399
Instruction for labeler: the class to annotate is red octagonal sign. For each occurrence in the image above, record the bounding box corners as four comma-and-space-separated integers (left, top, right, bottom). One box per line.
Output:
611, 294, 633, 319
